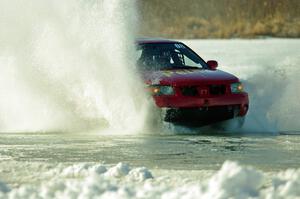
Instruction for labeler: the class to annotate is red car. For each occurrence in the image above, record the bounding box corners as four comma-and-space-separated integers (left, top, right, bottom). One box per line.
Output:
136, 38, 249, 127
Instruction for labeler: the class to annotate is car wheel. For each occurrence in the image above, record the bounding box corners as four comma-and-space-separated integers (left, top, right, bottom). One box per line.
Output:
212, 116, 245, 131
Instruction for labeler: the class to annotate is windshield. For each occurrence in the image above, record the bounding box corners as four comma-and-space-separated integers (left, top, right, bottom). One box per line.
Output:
136, 43, 207, 71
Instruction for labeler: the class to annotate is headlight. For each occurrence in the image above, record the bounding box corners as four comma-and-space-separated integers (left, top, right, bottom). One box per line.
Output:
230, 82, 244, 93
149, 85, 174, 96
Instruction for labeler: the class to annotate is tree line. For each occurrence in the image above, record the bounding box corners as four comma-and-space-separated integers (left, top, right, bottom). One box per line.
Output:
138, 0, 300, 38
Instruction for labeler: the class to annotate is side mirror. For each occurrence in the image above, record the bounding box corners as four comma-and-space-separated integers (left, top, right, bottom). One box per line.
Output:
207, 60, 218, 70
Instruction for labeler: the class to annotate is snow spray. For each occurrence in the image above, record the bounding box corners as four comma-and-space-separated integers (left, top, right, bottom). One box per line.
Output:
0, 0, 149, 133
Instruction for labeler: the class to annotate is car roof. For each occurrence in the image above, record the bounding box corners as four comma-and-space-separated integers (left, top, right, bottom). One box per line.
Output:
136, 37, 180, 44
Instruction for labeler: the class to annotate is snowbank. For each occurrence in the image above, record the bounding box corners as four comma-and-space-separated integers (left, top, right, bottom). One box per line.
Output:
1, 161, 300, 199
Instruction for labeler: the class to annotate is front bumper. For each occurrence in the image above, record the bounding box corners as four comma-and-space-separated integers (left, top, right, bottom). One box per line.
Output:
163, 105, 243, 126
153, 92, 249, 117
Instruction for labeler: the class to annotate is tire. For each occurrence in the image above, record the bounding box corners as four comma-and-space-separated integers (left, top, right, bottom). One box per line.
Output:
145, 105, 164, 131
212, 116, 245, 131
236, 116, 245, 128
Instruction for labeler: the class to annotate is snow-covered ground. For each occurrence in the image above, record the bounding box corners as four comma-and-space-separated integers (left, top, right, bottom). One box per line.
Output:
1, 160, 300, 199
0, 131, 300, 199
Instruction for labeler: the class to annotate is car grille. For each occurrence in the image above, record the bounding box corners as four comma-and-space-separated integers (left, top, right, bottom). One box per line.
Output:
181, 86, 198, 96
209, 85, 226, 95
181, 85, 226, 96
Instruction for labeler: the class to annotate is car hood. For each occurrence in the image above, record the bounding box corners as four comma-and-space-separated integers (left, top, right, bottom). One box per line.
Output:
143, 69, 239, 86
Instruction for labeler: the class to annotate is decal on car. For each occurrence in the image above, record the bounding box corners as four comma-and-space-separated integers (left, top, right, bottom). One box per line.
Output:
174, 43, 185, 49
162, 69, 195, 77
